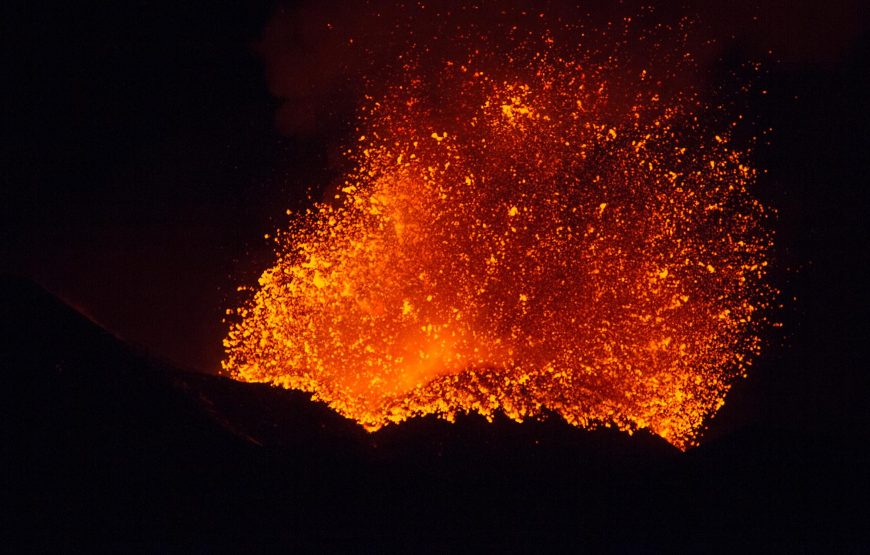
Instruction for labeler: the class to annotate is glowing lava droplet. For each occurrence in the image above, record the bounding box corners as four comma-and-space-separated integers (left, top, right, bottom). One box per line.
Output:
223, 20, 775, 450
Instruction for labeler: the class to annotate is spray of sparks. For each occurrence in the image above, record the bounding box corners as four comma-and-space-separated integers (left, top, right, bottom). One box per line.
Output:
223, 17, 775, 449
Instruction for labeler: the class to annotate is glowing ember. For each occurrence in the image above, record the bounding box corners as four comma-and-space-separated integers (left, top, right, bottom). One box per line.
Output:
223, 17, 774, 449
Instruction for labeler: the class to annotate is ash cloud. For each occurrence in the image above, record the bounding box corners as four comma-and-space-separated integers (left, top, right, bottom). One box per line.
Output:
255, 0, 866, 137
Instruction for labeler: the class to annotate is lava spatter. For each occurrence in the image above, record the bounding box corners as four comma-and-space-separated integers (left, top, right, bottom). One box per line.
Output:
223, 17, 775, 450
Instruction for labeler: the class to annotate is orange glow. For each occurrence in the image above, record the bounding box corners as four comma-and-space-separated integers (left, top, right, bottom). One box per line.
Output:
223, 22, 775, 450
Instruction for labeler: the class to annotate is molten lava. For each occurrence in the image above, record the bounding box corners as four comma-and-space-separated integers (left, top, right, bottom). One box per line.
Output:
223, 19, 775, 449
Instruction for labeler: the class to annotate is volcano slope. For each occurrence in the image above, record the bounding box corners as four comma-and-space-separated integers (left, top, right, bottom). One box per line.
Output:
1, 275, 865, 550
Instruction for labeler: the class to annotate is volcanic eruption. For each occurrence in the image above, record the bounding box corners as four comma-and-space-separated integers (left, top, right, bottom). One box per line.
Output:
223, 12, 775, 450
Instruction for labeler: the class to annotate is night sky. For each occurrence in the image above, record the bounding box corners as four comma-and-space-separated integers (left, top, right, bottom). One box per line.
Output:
3, 0, 868, 438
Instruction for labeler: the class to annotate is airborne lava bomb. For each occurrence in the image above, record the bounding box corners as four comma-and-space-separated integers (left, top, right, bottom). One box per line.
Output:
223, 15, 775, 450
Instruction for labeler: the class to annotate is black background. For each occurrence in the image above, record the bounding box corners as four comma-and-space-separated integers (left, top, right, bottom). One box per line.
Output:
2, 0, 869, 549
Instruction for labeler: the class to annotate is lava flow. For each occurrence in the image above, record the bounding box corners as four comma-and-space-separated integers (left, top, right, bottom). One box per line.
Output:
223, 17, 775, 450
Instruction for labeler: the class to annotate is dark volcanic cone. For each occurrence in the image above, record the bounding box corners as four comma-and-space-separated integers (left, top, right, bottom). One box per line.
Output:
1, 276, 865, 550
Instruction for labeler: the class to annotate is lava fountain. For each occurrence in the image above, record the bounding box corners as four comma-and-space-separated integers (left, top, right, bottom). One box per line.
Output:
223, 16, 775, 449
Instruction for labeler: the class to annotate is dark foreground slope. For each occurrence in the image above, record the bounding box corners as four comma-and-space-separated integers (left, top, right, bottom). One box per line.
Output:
1, 276, 866, 551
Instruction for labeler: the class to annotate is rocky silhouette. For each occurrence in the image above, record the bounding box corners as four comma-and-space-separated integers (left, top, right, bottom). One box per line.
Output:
1, 275, 866, 550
